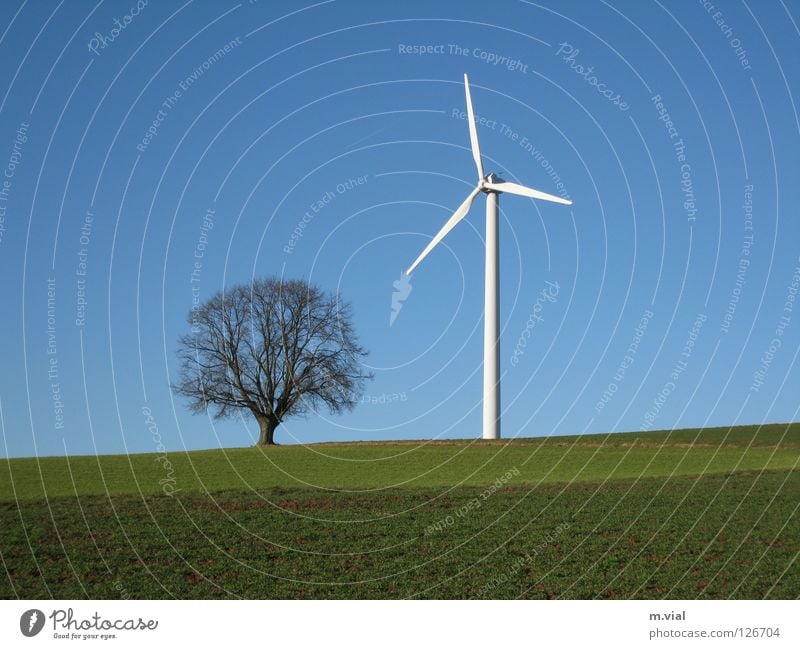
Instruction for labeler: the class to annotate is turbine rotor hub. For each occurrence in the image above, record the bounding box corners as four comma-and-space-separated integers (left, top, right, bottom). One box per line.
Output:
481, 172, 502, 193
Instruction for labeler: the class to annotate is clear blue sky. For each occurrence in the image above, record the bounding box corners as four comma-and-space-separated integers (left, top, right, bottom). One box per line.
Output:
1, 0, 798, 457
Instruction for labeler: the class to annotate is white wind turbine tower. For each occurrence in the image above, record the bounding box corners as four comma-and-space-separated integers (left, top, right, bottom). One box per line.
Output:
406, 74, 573, 440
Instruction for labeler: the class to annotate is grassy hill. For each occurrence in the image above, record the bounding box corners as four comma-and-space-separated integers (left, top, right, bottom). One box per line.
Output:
1, 423, 797, 499
1, 423, 798, 599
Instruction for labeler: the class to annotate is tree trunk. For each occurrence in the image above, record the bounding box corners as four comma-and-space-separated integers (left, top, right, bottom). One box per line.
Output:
256, 415, 279, 446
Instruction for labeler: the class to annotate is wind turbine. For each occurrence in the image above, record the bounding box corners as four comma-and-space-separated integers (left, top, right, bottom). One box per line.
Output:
406, 74, 573, 440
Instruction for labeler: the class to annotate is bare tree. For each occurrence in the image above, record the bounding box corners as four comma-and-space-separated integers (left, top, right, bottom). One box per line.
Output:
174, 277, 372, 445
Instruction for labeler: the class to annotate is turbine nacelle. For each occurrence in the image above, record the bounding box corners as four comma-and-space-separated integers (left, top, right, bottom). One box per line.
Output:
479, 173, 503, 192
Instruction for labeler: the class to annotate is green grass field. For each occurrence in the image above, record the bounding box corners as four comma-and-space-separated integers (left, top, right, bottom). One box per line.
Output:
1, 424, 798, 598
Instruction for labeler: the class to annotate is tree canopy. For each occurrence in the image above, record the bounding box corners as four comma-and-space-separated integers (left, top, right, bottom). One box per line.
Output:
174, 277, 371, 445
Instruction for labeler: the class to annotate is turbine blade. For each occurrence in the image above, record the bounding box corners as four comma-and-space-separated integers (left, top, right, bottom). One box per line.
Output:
464, 74, 484, 181
483, 180, 572, 205
407, 186, 482, 275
